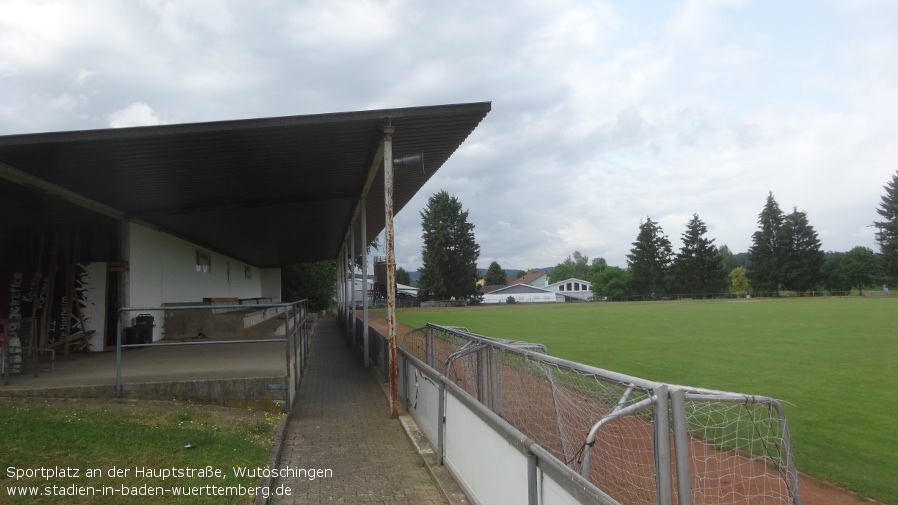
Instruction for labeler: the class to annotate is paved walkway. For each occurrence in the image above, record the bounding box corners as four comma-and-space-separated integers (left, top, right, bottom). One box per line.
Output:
273, 317, 447, 504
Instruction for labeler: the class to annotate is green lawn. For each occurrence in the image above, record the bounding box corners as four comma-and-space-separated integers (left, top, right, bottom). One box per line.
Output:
396, 297, 898, 504
0, 399, 277, 504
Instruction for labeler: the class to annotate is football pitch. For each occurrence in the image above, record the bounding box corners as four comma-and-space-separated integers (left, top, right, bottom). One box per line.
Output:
396, 297, 898, 504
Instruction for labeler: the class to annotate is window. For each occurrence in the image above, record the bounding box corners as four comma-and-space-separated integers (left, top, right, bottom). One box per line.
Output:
196, 250, 211, 273
566, 282, 572, 291
559, 284, 565, 291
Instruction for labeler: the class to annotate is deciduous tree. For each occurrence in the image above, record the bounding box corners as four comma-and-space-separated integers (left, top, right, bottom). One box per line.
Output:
417, 190, 481, 301
281, 261, 336, 311
549, 251, 591, 283
728, 266, 751, 294
842, 246, 878, 294
591, 266, 633, 298
822, 252, 852, 293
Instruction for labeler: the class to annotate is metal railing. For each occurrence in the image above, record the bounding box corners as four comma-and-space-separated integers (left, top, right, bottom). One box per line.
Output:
390, 323, 801, 505
115, 300, 310, 408
1, 318, 45, 384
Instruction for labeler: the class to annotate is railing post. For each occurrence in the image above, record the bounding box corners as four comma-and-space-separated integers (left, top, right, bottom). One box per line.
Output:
425, 325, 435, 369
670, 387, 693, 505
476, 347, 487, 404
399, 351, 406, 410
528, 452, 538, 505
437, 379, 446, 465
653, 384, 673, 505
283, 302, 292, 407
490, 346, 502, 415
115, 310, 123, 397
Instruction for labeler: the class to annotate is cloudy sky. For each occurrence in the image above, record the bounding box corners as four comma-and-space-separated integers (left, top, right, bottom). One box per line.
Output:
2, 0, 897, 271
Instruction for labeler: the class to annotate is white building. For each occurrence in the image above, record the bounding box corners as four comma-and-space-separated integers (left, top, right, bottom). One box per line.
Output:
482, 284, 563, 304
544, 278, 593, 301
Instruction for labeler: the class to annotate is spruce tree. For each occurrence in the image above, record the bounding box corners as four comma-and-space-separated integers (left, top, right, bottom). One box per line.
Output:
627, 217, 673, 295
781, 207, 824, 292
673, 214, 725, 296
483, 261, 507, 286
748, 192, 787, 294
874, 170, 898, 286
395, 266, 411, 286
417, 190, 481, 301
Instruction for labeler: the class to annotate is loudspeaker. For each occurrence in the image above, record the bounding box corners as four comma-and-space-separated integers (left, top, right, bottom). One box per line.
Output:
393, 151, 424, 173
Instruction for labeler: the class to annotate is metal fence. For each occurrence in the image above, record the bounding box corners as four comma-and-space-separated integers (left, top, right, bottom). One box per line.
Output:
1, 318, 44, 383
115, 300, 311, 409
395, 324, 801, 505
591, 291, 855, 302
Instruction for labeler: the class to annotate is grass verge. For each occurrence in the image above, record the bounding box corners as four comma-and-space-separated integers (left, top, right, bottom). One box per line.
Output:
0, 398, 279, 504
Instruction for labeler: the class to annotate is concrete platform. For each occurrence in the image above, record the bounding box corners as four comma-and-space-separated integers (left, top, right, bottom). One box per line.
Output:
1, 337, 288, 409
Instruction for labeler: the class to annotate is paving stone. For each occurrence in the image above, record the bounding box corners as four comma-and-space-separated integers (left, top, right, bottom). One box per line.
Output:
273, 318, 447, 504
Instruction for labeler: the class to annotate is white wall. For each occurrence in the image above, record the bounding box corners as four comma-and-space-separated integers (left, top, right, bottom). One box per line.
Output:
445, 392, 530, 505
483, 293, 560, 304
546, 279, 593, 301
261, 268, 282, 303
126, 223, 275, 337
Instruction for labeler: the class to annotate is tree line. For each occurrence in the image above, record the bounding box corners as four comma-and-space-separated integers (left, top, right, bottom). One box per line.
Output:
282, 170, 898, 306
416, 170, 898, 302
586, 170, 898, 298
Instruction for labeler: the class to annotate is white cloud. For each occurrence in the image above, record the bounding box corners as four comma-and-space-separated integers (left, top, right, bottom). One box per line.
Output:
0, 0, 896, 269
107, 102, 168, 128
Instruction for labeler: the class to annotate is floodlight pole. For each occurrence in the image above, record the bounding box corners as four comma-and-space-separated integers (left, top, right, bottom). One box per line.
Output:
383, 125, 399, 419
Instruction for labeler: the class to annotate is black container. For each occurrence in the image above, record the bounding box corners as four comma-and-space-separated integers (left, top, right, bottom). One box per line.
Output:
135, 314, 154, 343
123, 326, 143, 345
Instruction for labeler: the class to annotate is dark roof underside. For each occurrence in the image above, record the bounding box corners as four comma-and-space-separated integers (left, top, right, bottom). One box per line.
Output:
0, 102, 491, 267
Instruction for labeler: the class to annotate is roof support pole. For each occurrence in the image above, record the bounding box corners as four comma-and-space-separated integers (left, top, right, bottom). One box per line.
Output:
340, 244, 346, 325
361, 197, 370, 367
383, 125, 399, 418
336, 245, 342, 322
350, 221, 356, 344
345, 245, 351, 331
